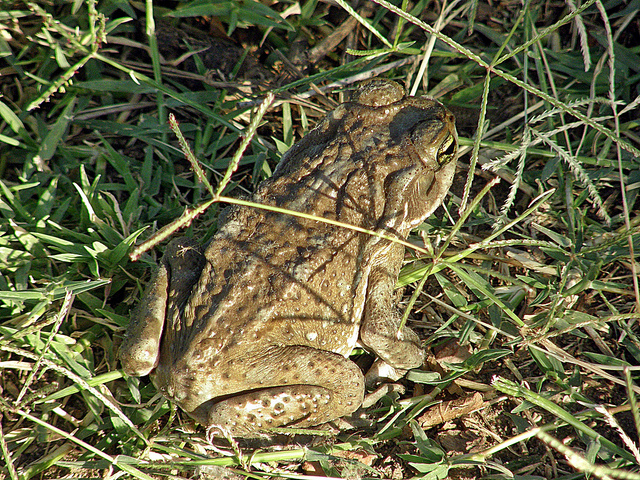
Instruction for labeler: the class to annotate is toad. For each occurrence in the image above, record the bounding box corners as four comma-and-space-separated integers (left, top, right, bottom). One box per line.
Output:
120, 79, 458, 436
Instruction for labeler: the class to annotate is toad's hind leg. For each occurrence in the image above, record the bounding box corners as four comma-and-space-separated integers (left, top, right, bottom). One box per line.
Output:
194, 346, 364, 436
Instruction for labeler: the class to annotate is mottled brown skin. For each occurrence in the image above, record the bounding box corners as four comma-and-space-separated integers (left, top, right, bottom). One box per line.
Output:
120, 79, 458, 436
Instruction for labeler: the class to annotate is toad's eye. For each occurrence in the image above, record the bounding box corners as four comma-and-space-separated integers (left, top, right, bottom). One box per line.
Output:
437, 134, 457, 165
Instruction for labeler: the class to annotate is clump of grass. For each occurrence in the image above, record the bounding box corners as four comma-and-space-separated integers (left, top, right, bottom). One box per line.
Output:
1, 0, 639, 479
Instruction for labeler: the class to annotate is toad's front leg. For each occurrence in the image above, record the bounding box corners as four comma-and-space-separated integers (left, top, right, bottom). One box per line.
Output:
359, 243, 424, 373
